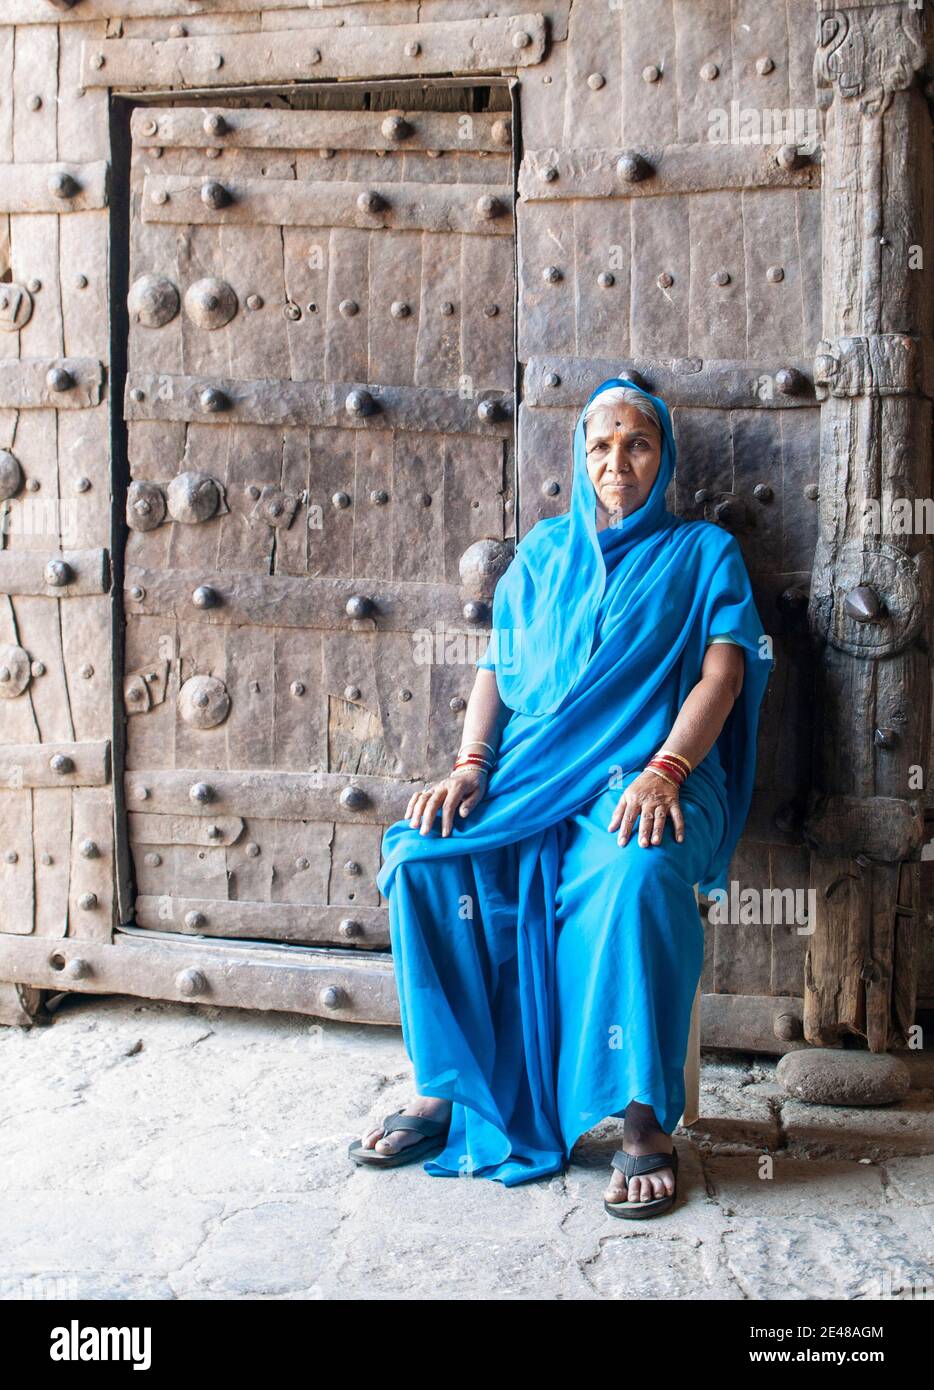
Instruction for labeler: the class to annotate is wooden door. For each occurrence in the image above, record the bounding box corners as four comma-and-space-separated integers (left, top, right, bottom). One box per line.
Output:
121, 92, 515, 960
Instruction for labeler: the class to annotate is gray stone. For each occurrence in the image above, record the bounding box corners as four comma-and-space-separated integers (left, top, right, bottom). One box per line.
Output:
777, 1047, 910, 1105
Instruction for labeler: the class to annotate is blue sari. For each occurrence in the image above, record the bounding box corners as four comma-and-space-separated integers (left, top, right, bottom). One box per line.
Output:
376, 378, 772, 1184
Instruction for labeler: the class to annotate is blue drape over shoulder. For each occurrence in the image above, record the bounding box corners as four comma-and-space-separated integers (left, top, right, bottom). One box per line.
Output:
378, 377, 772, 900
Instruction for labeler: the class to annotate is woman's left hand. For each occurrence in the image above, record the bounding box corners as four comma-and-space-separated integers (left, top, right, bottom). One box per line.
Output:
608, 770, 685, 848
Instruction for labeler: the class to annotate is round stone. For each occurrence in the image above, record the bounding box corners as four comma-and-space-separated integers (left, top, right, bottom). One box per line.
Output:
776, 1049, 911, 1106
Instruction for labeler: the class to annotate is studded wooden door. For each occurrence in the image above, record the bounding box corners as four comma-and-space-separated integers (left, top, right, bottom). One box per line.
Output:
121, 96, 515, 961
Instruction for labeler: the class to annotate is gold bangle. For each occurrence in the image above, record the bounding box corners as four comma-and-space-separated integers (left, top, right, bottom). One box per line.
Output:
658, 748, 692, 775
645, 765, 679, 790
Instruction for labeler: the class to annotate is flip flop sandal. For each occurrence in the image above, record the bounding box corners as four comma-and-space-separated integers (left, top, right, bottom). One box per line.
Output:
603, 1146, 679, 1219
347, 1110, 450, 1168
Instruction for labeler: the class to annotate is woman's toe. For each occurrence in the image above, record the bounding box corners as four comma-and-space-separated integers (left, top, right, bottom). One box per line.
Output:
604, 1173, 628, 1204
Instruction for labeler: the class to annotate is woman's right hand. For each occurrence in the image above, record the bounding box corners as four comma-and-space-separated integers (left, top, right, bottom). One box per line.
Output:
406, 767, 489, 837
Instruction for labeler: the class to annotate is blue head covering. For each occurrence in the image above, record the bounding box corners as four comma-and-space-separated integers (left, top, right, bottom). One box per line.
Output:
490, 376, 681, 716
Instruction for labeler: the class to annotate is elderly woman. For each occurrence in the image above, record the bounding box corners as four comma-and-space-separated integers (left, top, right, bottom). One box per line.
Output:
348, 377, 771, 1218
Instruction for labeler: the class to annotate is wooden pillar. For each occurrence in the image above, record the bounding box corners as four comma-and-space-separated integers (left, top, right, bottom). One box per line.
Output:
804, 3, 933, 1048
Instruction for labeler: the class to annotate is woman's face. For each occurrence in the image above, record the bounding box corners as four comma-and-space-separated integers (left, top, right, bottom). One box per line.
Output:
584, 403, 662, 522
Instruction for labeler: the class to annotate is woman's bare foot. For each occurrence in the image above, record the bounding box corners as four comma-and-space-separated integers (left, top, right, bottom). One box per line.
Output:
604, 1100, 675, 1205
360, 1096, 452, 1156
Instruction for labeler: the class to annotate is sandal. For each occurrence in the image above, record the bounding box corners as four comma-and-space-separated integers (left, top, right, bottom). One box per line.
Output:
603, 1145, 679, 1219
347, 1110, 450, 1168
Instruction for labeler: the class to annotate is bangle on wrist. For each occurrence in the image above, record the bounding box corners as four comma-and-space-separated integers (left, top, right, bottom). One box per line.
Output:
645, 764, 680, 790
658, 748, 692, 775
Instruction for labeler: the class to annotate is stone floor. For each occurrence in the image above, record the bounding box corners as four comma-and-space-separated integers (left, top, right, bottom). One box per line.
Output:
2, 992, 933, 1301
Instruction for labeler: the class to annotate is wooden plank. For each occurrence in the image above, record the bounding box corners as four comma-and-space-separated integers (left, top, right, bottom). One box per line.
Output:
79, 15, 548, 88
12, 23, 58, 164
348, 427, 394, 580
688, 192, 747, 359
413, 229, 462, 388
619, 0, 677, 147
60, 213, 109, 361
517, 144, 819, 202
367, 229, 420, 386
57, 408, 111, 549
0, 408, 59, 554
571, 195, 629, 360
0, 594, 40, 745
672, 0, 734, 144
5, 0, 386, 18
523, 356, 818, 408
57, 21, 111, 163
67, 785, 114, 940
10, 213, 63, 361
60, 592, 113, 742
742, 190, 809, 359
390, 432, 444, 581
125, 562, 485, 634
0, 29, 13, 165
141, 174, 513, 234
124, 372, 513, 433
0, 931, 402, 1027
13, 593, 74, 743
131, 105, 517, 154
33, 787, 71, 939
0, 739, 110, 789
460, 232, 515, 386
123, 766, 414, 824
629, 194, 690, 359
130, 812, 245, 847
0, 162, 109, 213
272, 626, 324, 771
323, 228, 369, 384
0, 358, 103, 409
328, 820, 383, 908
0, 788, 35, 933
0, 548, 109, 596
561, 0, 620, 148
133, 895, 390, 950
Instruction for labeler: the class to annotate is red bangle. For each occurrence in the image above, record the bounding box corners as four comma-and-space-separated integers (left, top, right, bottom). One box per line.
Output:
646, 757, 686, 786
649, 758, 685, 781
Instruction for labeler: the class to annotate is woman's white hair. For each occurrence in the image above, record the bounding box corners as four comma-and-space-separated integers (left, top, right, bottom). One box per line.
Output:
582, 384, 661, 437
